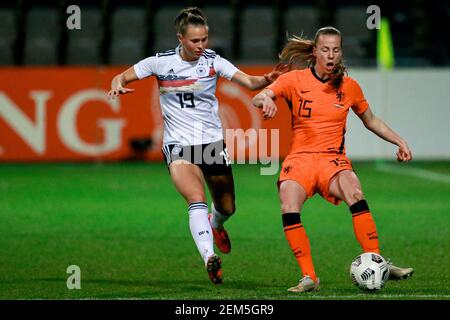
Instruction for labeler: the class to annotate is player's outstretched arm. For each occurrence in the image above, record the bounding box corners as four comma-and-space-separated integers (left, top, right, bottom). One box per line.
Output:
107, 67, 138, 99
358, 107, 413, 162
231, 71, 269, 90
251, 89, 277, 119
231, 63, 288, 91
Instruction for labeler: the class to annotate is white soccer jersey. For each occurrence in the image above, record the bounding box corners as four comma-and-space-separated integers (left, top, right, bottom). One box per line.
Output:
134, 46, 239, 146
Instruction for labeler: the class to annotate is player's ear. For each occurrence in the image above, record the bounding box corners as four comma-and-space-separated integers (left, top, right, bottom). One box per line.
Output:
312, 45, 317, 58
177, 33, 183, 43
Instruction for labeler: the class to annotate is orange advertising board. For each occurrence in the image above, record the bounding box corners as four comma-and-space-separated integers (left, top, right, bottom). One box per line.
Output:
0, 66, 292, 162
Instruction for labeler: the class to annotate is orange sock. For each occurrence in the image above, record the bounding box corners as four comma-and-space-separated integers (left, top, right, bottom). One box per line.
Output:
350, 200, 380, 254
282, 212, 317, 281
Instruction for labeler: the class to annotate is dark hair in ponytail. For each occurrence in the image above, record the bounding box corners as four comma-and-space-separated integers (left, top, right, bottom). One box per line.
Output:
279, 26, 347, 90
174, 7, 208, 36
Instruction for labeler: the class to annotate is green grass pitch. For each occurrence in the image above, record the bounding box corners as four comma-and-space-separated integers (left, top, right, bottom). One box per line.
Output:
0, 161, 449, 300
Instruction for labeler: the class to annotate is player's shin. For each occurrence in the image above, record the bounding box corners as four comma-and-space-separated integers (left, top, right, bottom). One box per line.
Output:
210, 202, 232, 230
350, 200, 380, 254
282, 212, 317, 281
188, 202, 215, 263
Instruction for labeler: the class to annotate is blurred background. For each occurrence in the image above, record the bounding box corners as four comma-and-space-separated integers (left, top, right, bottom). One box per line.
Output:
1, 0, 449, 301
1, 0, 449, 162
0, 0, 448, 66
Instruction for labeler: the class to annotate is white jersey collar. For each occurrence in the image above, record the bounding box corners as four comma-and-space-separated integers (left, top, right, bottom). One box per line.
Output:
176, 45, 203, 65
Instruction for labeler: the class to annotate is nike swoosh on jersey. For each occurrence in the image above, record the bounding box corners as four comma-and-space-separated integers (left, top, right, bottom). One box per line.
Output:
334, 103, 345, 108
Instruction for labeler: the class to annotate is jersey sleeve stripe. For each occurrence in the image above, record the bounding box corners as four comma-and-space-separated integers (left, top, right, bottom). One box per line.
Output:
156, 49, 176, 57
202, 51, 217, 59
157, 52, 176, 57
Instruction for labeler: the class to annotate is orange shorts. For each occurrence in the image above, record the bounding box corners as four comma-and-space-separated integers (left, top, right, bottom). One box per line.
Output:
278, 153, 354, 205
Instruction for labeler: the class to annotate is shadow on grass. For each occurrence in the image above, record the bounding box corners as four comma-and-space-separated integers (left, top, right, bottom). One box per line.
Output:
10, 277, 285, 299
4, 278, 435, 300
30, 277, 280, 290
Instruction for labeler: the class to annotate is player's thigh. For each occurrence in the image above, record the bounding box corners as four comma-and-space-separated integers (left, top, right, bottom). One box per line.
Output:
169, 160, 206, 203
204, 173, 235, 215
278, 180, 308, 213
328, 170, 364, 206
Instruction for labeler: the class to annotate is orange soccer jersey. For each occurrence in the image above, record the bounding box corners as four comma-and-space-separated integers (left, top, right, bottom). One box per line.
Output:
268, 67, 369, 155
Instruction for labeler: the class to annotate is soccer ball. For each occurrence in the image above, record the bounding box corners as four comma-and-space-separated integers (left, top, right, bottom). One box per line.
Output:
350, 252, 390, 291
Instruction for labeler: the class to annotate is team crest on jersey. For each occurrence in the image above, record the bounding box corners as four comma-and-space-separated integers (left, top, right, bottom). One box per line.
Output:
196, 66, 208, 77
283, 165, 293, 174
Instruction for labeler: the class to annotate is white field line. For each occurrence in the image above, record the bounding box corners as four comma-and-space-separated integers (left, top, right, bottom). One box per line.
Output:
288, 294, 450, 299
38, 294, 449, 300
375, 163, 450, 185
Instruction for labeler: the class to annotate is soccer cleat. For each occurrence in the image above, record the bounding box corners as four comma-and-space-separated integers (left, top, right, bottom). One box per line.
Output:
387, 261, 414, 280
287, 276, 320, 293
206, 254, 223, 284
208, 214, 231, 254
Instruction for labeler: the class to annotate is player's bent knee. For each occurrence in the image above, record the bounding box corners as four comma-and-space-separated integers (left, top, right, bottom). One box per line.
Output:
347, 190, 364, 205
215, 203, 235, 216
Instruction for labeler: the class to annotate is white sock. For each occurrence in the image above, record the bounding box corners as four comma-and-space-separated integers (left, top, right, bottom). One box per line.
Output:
188, 202, 214, 264
210, 202, 231, 230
